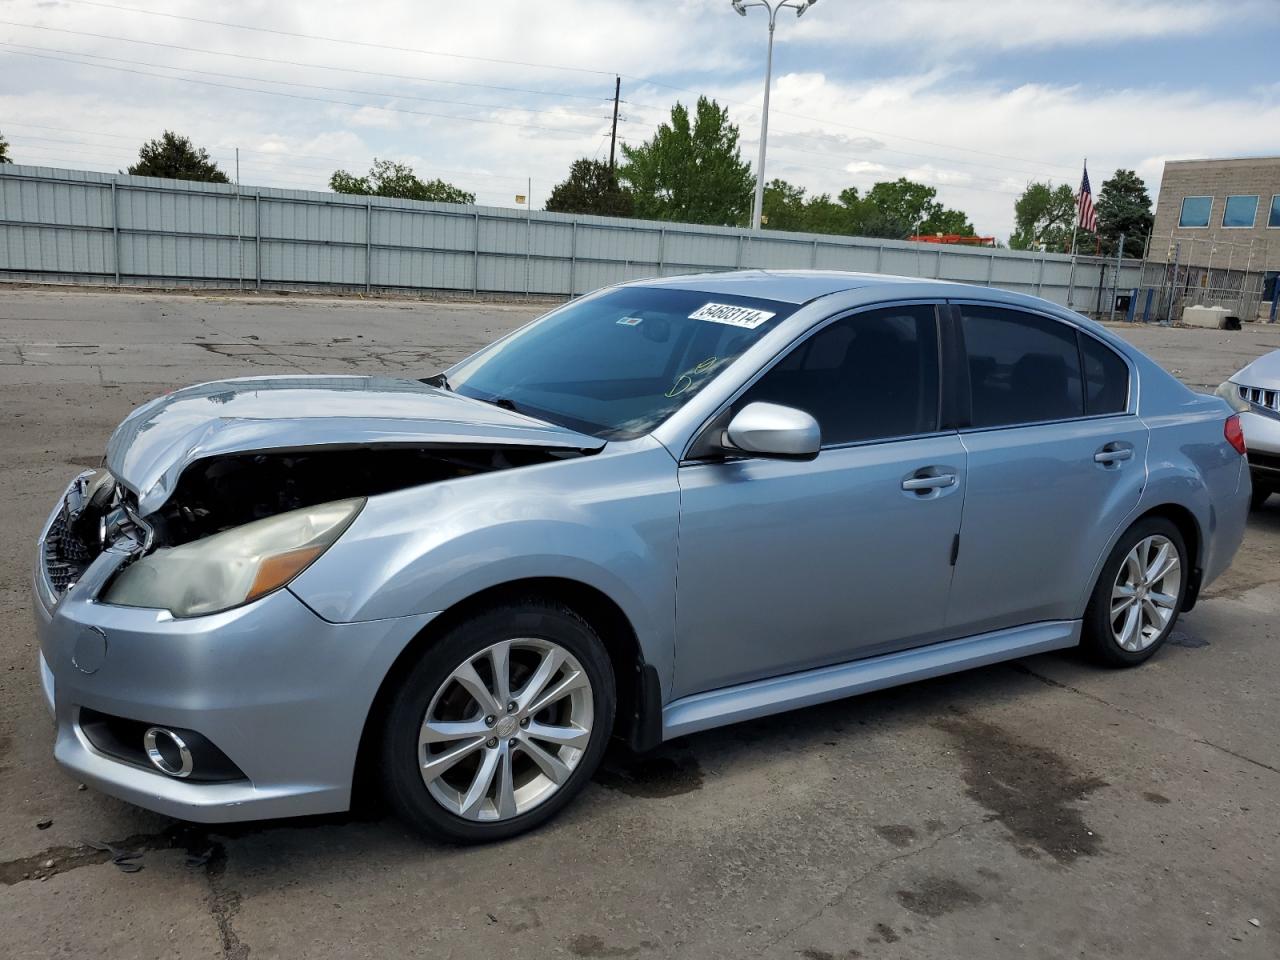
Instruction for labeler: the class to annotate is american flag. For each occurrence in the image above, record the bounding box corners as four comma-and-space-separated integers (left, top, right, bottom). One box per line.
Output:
1077, 164, 1097, 233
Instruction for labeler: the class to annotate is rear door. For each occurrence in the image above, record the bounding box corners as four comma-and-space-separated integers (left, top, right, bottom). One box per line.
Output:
945, 302, 1148, 637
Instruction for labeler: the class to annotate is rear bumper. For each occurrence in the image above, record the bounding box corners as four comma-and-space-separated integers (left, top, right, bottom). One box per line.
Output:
34, 483, 434, 823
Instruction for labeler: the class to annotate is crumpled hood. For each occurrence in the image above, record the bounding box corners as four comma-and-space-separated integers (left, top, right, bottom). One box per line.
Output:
106, 375, 603, 515
1234, 348, 1280, 387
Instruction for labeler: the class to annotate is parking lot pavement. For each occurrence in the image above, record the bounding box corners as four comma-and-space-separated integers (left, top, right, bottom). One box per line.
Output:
2, 287, 1278, 960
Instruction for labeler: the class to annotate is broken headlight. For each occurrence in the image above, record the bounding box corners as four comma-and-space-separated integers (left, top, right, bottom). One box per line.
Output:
104, 498, 364, 618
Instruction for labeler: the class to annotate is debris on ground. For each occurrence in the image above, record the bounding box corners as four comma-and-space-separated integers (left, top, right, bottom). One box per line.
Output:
36, 817, 53, 830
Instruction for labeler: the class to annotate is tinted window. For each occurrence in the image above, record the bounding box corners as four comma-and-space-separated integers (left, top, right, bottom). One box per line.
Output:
1080, 335, 1129, 414
1222, 195, 1258, 228
961, 306, 1083, 427
448, 287, 797, 439
736, 305, 940, 445
1179, 196, 1212, 227
1269, 195, 1280, 228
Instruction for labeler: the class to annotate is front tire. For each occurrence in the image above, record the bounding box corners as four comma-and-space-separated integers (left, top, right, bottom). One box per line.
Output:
1082, 518, 1187, 667
381, 600, 615, 843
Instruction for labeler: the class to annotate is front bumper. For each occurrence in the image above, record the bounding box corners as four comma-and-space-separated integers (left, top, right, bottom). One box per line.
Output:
34, 480, 434, 823
1241, 408, 1280, 487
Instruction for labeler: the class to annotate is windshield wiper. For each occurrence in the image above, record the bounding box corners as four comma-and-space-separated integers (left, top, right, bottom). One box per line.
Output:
487, 396, 521, 414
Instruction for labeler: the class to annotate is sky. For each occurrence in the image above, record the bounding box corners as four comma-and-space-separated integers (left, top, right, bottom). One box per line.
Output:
2, 0, 1279, 240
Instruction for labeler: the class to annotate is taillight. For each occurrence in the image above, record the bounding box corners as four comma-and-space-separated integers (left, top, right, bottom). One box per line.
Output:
1225, 414, 1247, 455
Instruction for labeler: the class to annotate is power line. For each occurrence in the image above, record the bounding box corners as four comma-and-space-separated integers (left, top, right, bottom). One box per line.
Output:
0, 20, 614, 104
0, 47, 611, 138
0, 40, 614, 124
65, 0, 613, 77
4, 126, 535, 186
56, 0, 1077, 175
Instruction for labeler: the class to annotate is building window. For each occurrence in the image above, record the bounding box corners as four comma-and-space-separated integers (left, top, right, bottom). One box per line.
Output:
1269, 195, 1280, 229
1178, 196, 1212, 227
1222, 195, 1259, 228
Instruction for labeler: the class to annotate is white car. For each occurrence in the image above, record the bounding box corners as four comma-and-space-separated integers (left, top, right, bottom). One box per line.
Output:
1218, 349, 1280, 508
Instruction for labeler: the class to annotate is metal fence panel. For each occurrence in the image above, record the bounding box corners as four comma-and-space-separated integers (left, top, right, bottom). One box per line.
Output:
2, 163, 1209, 319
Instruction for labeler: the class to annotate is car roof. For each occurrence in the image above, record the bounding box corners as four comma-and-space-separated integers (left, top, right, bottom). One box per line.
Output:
627, 269, 928, 305
625, 268, 1121, 346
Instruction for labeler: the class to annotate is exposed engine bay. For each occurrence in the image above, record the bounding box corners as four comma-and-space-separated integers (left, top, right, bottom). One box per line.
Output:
45, 445, 583, 595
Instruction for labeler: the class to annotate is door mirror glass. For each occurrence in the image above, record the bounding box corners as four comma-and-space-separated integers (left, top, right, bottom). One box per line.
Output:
723, 402, 821, 460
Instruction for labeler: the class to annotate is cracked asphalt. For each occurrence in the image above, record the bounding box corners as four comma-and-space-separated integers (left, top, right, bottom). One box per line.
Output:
1, 287, 1278, 960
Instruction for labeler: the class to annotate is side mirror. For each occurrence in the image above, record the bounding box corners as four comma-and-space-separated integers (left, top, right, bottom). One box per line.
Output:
723, 402, 821, 460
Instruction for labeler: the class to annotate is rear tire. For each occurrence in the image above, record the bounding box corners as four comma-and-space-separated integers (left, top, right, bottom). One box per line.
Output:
1082, 517, 1187, 667
380, 600, 615, 844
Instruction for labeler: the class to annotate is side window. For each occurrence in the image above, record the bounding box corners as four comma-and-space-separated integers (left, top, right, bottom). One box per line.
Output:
960, 306, 1084, 427
1080, 334, 1129, 414
737, 305, 940, 445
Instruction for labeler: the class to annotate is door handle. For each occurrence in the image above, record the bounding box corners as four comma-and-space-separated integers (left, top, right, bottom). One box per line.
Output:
902, 473, 957, 492
1094, 444, 1134, 464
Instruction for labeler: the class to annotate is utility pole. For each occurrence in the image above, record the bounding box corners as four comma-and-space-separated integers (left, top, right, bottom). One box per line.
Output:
609, 75, 621, 174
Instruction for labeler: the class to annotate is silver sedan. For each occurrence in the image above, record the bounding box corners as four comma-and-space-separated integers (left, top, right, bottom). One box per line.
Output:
1216, 347, 1280, 509
34, 271, 1250, 843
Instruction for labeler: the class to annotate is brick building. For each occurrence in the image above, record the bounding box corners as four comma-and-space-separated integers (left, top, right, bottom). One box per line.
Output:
1149, 156, 1280, 271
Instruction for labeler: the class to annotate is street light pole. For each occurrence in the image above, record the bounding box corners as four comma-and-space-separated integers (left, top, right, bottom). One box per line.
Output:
732, 0, 817, 231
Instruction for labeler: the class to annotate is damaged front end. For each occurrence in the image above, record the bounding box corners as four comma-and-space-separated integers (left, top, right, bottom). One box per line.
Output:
50, 443, 585, 619
40, 469, 152, 600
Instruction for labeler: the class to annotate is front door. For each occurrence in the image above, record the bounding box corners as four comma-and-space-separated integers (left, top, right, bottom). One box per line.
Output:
673, 303, 965, 699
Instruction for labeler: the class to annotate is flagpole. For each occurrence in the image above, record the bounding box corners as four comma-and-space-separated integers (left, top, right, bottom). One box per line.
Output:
1069, 157, 1084, 256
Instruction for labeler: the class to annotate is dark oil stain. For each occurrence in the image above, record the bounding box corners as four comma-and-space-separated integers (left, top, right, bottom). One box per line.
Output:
977, 867, 1001, 880
594, 750, 703, 798
934, 713, 1107, 864
895, 876, 984, 918
1166, 630, 1210, 649
874, 824, 917, 848
1143, 791, 1172, 805
798, 950, 862, 960
568, 934, 648, 958
871, 923, 900, 944
924, 818, 945, 833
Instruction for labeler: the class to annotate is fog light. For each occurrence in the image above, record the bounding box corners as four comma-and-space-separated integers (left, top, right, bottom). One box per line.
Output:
143, 726, 194, 778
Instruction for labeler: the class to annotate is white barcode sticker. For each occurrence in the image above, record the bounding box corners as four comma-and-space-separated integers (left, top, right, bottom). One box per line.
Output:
688, 302, 775, 329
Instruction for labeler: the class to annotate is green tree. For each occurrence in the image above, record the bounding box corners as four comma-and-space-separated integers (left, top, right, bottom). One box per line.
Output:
329, 159, 474, 204
761, 178, 810, 231
545, 158, 633, 217
855, 178, 976, 239
0, 130, 11, 164
1095, 169, 1153, 258
1009, 181, 1077, 251
126, 131, 228, 182
619, 97, 754, 226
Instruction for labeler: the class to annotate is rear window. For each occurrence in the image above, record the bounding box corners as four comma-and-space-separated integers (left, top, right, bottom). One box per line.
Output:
960, 306, 1084, 427
1080, 335, 1129, 414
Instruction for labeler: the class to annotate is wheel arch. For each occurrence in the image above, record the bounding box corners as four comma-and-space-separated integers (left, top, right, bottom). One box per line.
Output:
1133, 503, 1203, 609
1082, 502, 1203, 621
351, 576, 660, 806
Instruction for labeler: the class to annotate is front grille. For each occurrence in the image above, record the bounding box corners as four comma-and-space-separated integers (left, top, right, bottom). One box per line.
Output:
1239, 384, 1280, 413
43, 504, 95, 594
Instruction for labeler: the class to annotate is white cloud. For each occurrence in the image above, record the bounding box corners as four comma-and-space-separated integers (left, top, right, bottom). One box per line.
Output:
790, 0, 1260, 51
1, 0, 1277, 238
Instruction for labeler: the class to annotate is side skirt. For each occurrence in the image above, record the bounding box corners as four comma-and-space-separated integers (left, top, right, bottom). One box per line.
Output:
661, 620, 1081, 741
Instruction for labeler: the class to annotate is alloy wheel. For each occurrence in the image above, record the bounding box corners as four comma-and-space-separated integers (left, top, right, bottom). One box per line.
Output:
418, 638, 594, 822
1110, 534, 1181, 652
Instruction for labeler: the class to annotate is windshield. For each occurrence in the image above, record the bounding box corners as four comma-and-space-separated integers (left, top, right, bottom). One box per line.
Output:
446, 286, 798, 439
